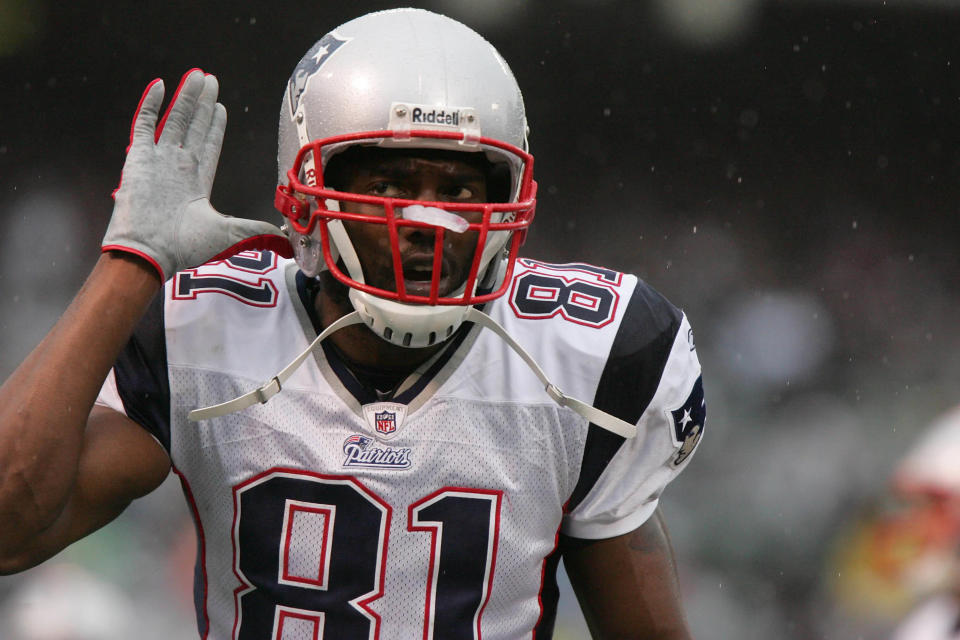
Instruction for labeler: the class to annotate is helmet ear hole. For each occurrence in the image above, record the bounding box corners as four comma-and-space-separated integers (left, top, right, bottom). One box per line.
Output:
487, 163, 512, 204
322, 146, 362, 192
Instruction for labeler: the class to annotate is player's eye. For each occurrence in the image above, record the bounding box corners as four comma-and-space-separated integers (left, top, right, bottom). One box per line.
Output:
438, 183, 485, 202
445, 186, 475, 200
368, 181, 405, 198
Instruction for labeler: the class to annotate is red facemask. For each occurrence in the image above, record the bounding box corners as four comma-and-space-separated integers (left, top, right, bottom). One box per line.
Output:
275, 130, 537, 306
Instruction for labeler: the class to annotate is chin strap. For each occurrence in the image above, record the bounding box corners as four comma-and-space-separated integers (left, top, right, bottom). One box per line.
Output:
187, 311, 364, 422
188, 308, 637, 439
461, 308, 637, 439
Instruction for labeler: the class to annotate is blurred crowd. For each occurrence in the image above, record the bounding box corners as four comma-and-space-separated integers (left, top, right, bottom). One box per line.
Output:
2, 0, 959, 638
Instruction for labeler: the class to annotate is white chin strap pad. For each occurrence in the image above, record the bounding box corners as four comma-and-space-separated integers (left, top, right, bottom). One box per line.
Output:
349, 288, 471, 349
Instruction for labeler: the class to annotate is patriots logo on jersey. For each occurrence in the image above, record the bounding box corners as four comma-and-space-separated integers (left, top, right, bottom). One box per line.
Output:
343, 434, 372, 451
670, 375, 705, 465
288, 32, 349, 115
342, 434, 412, 470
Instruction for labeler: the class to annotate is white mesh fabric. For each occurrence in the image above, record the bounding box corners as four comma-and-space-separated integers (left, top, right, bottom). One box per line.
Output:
170, 370, 581, 639
94, 368, 124, 413
124, 253, 701, 639
281, 502, 332, 586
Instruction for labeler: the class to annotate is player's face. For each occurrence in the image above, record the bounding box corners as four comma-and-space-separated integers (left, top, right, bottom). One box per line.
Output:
336, 150, 489, 298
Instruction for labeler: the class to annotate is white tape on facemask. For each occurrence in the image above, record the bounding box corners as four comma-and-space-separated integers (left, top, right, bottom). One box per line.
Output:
401, 205, 470, 233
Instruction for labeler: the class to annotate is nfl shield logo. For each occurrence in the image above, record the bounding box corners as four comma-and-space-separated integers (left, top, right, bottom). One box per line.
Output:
362, 401, 407, 439
375, 410, 397, 435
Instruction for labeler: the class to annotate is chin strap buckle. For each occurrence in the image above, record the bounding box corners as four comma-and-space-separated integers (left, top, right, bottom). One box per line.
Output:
255, 377, 282, 404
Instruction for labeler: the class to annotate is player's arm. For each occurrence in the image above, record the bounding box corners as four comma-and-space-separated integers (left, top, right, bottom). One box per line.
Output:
0, 70, 287, 572
0, 253, 170, 573
562, 508, 692, 640
0, 408, 171, 573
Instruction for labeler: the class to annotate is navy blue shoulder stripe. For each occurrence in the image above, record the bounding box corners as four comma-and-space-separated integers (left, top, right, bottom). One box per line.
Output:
565, 278, 683, 516
113, 290, 172, 452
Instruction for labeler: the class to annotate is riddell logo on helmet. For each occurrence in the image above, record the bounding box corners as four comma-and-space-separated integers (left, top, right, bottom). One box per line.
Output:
412, 108, 460, 126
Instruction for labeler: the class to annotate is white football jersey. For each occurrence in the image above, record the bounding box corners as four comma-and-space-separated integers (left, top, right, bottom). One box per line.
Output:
97, 252, 705, 640
891, 595, 960, 640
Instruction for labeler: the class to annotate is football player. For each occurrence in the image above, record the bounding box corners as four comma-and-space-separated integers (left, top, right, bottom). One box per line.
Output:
831, 405, 960, 639
0, 9, 705, 639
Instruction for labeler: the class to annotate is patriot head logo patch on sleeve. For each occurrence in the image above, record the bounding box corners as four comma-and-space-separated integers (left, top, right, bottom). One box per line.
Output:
669, 375, 706, 465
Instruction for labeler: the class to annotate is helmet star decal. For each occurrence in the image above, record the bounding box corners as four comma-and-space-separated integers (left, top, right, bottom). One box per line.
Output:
287, 32, 349, 116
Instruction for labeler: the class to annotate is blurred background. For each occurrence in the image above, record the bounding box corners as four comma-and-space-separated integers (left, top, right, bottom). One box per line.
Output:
2, 0, 959, 637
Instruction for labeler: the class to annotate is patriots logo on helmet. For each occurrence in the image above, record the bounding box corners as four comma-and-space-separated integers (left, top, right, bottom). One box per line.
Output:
669, 375, 706, 465
288, 32, 349, 115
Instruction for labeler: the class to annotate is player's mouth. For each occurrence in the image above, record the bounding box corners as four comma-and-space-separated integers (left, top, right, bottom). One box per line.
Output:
401, 257, 454, 298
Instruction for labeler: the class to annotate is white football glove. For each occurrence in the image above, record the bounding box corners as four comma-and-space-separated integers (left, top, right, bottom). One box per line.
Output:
102, 69, 290, 281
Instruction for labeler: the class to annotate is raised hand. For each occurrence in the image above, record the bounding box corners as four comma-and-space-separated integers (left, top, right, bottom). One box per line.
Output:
102, 69, 290, 281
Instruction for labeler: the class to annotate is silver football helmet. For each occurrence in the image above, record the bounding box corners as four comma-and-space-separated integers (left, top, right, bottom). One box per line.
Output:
275, 8, 537, 348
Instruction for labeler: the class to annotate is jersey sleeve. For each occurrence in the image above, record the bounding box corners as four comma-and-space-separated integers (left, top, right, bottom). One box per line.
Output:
93, 289, 172, 452
561, 282, 705, 540
94, 368, 125, 412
